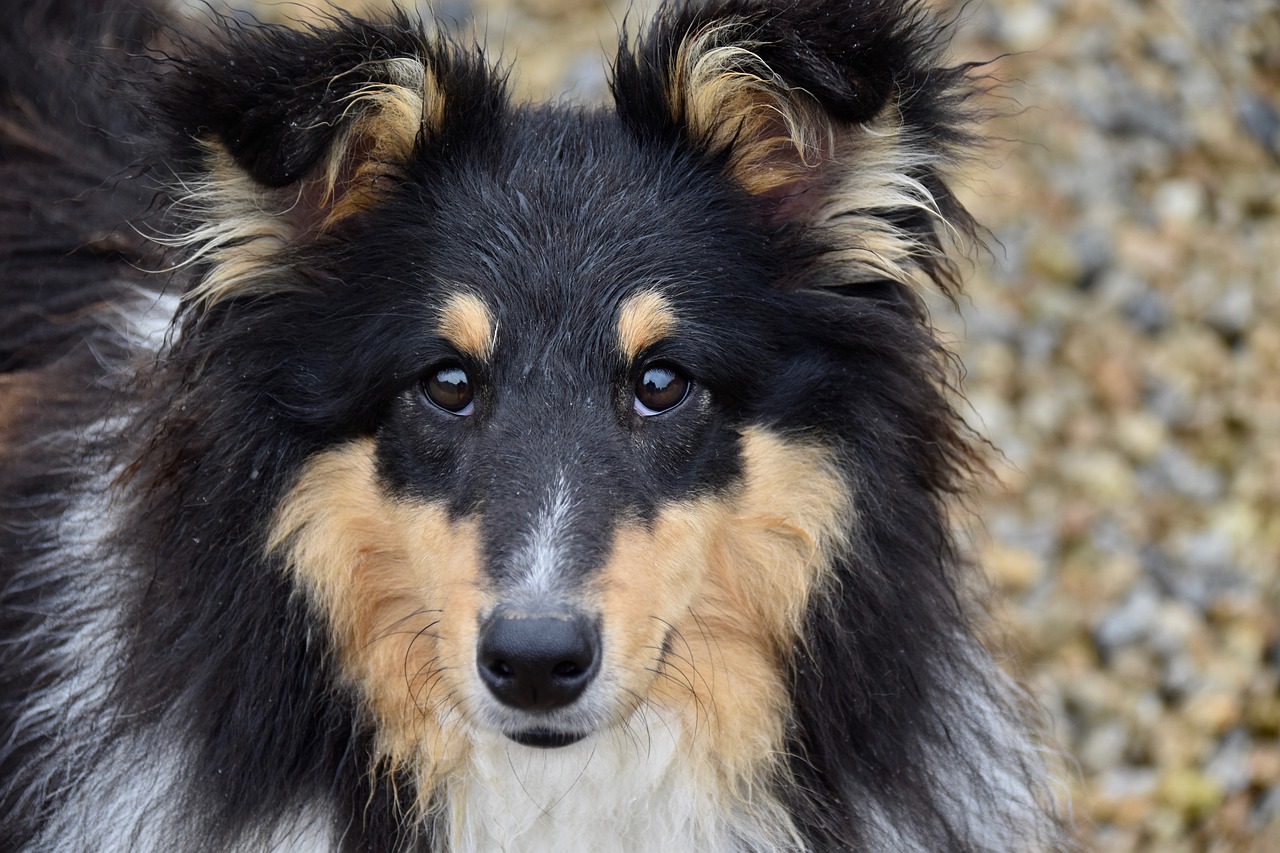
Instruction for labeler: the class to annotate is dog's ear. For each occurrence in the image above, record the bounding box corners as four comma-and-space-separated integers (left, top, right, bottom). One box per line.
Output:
612, 0, 978, 290
158, 16, 502, 307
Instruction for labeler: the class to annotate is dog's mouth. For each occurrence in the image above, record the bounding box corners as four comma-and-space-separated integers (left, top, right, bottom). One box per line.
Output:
507, 728, 587, 749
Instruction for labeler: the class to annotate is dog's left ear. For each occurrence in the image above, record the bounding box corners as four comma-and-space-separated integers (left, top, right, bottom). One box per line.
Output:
613, 0, 977, 289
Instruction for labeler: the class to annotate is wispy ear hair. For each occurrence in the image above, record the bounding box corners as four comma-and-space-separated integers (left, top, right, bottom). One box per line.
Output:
153, 13, 504, 309
613, 0, 983, 293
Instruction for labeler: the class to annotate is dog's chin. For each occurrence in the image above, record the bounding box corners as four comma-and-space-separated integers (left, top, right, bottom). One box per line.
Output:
506, 728, 588, 749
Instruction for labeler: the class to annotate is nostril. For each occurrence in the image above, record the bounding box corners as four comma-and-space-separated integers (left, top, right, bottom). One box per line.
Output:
476, 612, 600, 711
551, 661, 581, 678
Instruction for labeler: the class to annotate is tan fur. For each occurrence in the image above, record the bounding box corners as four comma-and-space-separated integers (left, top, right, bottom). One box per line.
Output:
270, 426, 850, 827
269, 440, 486, 792
669, 23, 832, 198
168, 57, 445, 308
159, 142, 299, 309
814, 117, 957, 287
667, 22, 958, 289
437, 293, 496, 360
325, 57, 443, 224
594, 426, 851, 814
616, 290, 677, 361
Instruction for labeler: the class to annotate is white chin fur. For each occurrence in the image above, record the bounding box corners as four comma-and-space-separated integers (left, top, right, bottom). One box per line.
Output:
444, 708, 784, 853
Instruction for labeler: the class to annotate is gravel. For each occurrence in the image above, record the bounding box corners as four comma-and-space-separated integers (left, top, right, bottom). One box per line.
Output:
948, 2, 1280, 847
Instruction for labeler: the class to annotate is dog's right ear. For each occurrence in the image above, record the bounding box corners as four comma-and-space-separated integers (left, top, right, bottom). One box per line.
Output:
158, 15, 503, 308
612, 0, 979, 292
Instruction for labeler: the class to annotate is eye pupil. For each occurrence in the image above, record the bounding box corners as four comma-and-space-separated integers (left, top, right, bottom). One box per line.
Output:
635, 366, 689, 415
425, 366, 473, 414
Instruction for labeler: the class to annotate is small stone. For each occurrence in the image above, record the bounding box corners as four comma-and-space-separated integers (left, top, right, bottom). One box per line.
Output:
1133, 690, 1163, 728
1162, 653, 1202, 701
1246, 694, 1280, 738
1019, 321, 1062, 365
1021, 387, 1069, 436
1071, 225, 1113, 288
1128, 289, 1174, 336
997, 4, 1055, 52
1143, 447, 1225, 502
1148, 807, 1188, 844
1112, 646, 1158, 686
1095, 767, 1158, 827
1206, 730, 1253, 795
1095, 583, 1160, 652
1251, 785, 1280, 831
1157, 768, 1225, 822
1239, 91, 1280, 157
1143, 376, 1191, 424
1060, 447, 1137, 505
984, 541, 1045, 592
1094, 357, 1142, 408
1250, 745, 1280, 786
1148, 602, 1200, 658
1115, 412, 1168, 462
1095, 826, 1141, 851
1206, 284, 1255, 338
1184, 689, 1244, 734
1149, 716, 1210, 770
1079, 720, 1133, 774
1029, 231, 1083, 283
1153, 179, 1207, 226
1179, 527, 1237, 575
1064, 671, 1123, 724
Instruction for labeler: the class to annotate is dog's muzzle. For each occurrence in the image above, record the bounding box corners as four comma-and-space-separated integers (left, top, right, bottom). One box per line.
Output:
476, 608, 600, 746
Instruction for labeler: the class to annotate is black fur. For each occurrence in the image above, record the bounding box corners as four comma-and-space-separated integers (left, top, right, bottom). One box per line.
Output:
1, 1, 1063, 850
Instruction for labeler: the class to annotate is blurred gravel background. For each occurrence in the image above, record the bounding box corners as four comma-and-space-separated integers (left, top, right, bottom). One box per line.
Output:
217, 1, 1280, 848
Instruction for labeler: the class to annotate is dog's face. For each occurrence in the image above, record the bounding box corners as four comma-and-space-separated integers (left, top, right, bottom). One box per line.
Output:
153, 0, 969, 802
265, 112, 852, 777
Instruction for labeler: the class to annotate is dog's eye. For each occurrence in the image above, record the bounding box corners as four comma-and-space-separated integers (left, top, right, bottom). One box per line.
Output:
423, 365, 474, 415
634, 365, 689, 416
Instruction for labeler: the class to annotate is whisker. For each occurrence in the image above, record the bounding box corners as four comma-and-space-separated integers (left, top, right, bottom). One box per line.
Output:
365, 607, 445, 650
645, 664, 711, 739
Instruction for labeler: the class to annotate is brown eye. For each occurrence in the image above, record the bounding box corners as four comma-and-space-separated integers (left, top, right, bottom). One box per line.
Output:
423, 365, 474, 415
634, 365, 689, 416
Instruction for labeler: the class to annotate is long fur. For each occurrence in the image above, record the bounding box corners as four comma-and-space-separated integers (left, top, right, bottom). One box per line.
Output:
1, 1, 1068, 849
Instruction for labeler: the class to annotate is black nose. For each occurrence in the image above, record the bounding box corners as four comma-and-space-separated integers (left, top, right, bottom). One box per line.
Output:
477, 612, 600, 711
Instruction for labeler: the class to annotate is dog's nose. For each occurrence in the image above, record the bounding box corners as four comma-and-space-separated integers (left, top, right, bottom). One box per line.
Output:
477, 612, 599, 711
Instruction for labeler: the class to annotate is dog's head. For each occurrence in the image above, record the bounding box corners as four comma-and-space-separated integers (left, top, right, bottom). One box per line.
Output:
143, 0, 983, 825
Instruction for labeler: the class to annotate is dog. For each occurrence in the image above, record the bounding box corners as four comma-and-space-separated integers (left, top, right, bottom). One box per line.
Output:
0, 0, 1066, 849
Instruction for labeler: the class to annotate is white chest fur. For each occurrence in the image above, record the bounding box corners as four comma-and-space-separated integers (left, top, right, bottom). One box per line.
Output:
443, 712, 784, 853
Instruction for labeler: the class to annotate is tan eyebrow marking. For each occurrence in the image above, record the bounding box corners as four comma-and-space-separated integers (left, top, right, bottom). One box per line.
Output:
437, 292, 496, 359
617, 291, 677, 361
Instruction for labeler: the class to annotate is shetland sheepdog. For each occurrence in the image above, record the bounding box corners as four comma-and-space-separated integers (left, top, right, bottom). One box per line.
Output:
0, 0, 1065, 849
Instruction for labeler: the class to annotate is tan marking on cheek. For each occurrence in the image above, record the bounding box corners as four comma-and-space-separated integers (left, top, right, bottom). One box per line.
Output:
616, 291, 677, 362
269, 440, 487, 790
594, 426, 851, 794
595, 504, 719, 716
437, 292, 496, 360
725, 427, 852, 640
